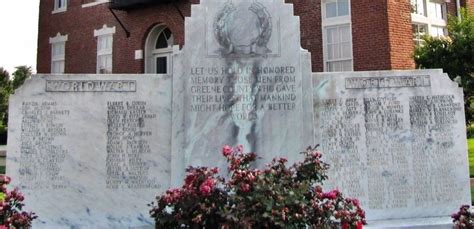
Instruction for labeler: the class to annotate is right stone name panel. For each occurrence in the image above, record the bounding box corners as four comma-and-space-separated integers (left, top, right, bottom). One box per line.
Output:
313, 70, 471, 221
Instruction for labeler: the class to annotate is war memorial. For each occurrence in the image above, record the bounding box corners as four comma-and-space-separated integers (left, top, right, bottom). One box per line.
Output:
6, 0, 471, 228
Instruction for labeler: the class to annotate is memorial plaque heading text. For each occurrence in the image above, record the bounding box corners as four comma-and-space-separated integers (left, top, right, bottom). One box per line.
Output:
46, 80, 137, 92
345, 76, 431, 89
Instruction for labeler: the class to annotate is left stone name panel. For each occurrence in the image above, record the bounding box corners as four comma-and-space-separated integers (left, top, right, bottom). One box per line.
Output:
7, 74, 172, 228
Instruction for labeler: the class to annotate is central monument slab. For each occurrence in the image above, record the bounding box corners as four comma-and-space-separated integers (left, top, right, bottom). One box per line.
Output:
172, 0, 313, 182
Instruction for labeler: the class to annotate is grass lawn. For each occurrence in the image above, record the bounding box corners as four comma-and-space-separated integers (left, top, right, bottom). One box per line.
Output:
469, 138, 474, 177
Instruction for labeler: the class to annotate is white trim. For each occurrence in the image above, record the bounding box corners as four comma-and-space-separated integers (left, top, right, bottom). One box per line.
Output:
94, 24, 116, 37
82, 0, 108, 8
322, 0, 351, 21
321, 0, 353, 72
135, 50, 143, 60
52, 8, 67, 14
95, 26, 115, 73
411, 0, 448, 37
49, 33, 68, 44
153, 53, 171, 74
456, 0, 461, 19
145, 24, 174, 74
96, 34, 114, 73
52, 0, 67, 14
50, 40, 66, 74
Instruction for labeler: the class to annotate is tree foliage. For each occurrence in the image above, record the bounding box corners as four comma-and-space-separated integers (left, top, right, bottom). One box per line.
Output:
0, 66, 31, 139
0, 68, 11, 135
12, 66, 31, 91
414, 8, 474, 123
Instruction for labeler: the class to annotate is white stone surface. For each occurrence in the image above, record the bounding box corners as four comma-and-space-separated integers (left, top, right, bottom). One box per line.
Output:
313, 69, 471, 221
7, 74, 172, 228
172, 0, 313, 184
366, 217, 452, 229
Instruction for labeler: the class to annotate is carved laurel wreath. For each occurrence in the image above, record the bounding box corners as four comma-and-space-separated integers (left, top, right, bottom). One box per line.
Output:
214, 1, 272, 55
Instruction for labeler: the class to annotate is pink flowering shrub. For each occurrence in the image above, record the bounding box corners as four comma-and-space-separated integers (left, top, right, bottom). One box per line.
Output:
0, 175, 36, 228
149, 167, 227, 228
150, 146, 366, 228
452, 205, 474, 228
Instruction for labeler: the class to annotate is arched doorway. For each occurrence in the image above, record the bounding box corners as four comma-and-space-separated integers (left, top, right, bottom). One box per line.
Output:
145, 24, 174, 74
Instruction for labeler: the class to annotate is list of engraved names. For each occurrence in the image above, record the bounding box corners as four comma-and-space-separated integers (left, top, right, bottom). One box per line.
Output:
106, 101, 160, 189
317, 92, 462, 209
19, 101, 69, 189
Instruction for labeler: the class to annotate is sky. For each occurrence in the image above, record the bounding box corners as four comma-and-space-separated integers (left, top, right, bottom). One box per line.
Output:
0, 0, 40, 75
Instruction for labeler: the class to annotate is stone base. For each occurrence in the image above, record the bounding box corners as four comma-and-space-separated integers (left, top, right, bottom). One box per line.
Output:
366, 217, 452, 229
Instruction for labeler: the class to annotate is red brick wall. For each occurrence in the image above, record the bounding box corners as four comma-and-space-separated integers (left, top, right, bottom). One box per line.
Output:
38, 0, 194, 74
447, 1, 458, 17
386, 0, 415, 69
38, 0, 425, 74
461, 0, 474, 12
286, 0, 324, 72
351, 0, 392, 71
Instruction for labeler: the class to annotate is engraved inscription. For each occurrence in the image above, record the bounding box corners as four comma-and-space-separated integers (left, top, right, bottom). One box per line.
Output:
19, 101, 69, 189
106, 101, 160, 189
317, 93, 463, 211
189, 66, 298, 120
410, 95, 463, 205
46, 80, 137, 92
214, 1, 272, 57
345, 76, 431, 89
318, 98, 365, 200
363, 97, 410, 209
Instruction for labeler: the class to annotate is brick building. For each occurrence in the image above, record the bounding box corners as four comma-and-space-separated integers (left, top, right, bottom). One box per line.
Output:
37, 0, 473, 74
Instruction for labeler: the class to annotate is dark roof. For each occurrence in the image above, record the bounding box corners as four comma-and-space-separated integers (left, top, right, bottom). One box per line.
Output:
109, 0, 176, 10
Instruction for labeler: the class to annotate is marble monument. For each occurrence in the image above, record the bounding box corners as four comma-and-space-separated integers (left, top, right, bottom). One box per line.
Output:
5, 0, 471, 228
7, 75, 171, 228
313, 69, 471, 226
171, 0, 313, 184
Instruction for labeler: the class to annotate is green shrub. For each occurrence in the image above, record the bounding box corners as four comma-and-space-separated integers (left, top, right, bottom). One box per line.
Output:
467, 125, 474, 138
150, 146, 366, 229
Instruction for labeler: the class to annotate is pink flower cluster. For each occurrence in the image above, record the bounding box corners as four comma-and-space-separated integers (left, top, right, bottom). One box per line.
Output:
452, 205, 474, 228
222, 145, 256, 171
231, 169, 260, 193
311, 185, 366, 227
0, 175, 36, 228
151, 145, 366, 228
321, 189, 339, 200
163, 189, 182, 204
150, 166, 225, 227
199, 178, 216, 196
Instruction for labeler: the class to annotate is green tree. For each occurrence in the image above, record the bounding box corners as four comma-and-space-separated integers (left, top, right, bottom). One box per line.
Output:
12, 66, 31, 90
414, 8, 474, 123
0, 66, 32, 143
0, 68, 11, 136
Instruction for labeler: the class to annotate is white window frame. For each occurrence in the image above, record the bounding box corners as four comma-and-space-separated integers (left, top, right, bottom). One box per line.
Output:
411, 0, 426, 16
52, 0, 67, 14
413, 23, 429, 46
145, 25, 175, 74
94, 25, 116, 74
411, 0, 448, 42
323, 0, 350, 19
82, 0, 109, 8
321, 0, 353, 72
49, 33, 68, 74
